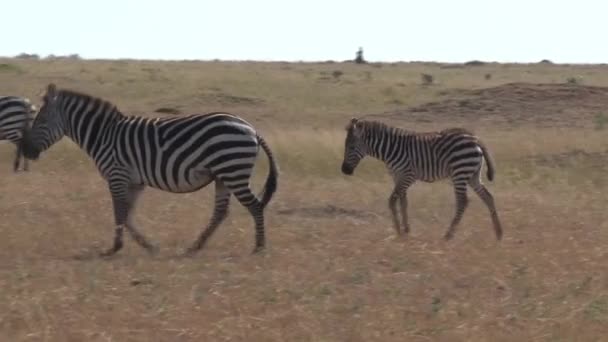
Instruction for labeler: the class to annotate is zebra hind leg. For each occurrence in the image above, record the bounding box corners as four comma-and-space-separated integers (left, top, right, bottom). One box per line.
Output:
444, 181, 469, 241
230, 185, 266, 254
469, 176, 503, 240
184, 181, 231, 256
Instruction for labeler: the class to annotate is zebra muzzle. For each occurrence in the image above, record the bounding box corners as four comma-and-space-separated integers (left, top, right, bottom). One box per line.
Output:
341, 163, 354, 175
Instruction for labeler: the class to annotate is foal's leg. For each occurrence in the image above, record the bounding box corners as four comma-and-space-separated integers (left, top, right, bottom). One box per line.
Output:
389, 176, 415, 237
469, 171, 503, 240
444, 180, 469, 241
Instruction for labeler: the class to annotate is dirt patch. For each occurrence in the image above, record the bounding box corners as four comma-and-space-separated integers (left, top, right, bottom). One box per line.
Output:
154, 107, 182, 115
379, 82, 608, 127
198, 92, 264, 106
277, 204, 377, 220
525, 149, 608, 168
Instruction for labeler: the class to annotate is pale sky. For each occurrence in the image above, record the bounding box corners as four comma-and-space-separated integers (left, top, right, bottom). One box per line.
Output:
3, 0, 607, 63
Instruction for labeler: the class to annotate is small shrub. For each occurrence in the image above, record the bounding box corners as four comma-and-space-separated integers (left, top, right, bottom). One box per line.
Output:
332, 70, 343, 80
485, 73, 492, 80
566, 76, 582, 85
421, 73, 434, 85
539, 59, 553, 64
15, 53, 39, 60
593, 113, 608, 130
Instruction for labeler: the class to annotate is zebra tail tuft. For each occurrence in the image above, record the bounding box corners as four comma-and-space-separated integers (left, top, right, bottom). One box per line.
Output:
479, 140, 495, 182
257, 134, 278, 208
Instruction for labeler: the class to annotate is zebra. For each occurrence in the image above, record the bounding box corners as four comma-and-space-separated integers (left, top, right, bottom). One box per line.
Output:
341, 118, 502, 241
0, 96, 36, 171
22, 83, 278, 257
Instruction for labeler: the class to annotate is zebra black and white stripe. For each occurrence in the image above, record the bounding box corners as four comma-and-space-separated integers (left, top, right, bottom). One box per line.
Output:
22, 83, 278, 256
341, 118, 502, 240
0, 96, 36, 171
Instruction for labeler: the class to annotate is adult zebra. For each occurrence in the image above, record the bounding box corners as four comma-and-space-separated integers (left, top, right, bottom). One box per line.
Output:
22, 83, 278, 256
0, 96, 36, 171
341, 118, 502, 241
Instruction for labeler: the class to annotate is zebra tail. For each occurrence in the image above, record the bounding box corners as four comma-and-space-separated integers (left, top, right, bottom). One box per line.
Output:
479, 140, 495, 182
257, 134, 279, 208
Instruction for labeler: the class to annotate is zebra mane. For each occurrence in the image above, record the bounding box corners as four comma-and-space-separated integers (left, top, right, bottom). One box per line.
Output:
355, 119, 474, 138
55, 88, 122, 114
355, 119, 417, 137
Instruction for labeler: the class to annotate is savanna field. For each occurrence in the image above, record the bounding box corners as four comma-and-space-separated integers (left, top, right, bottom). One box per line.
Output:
1, 58, 608, 341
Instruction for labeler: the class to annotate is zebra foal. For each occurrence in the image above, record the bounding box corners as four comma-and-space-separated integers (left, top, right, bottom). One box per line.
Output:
0, 96, 36, 171
341, 118, 502, 241
22, 83, 278, 256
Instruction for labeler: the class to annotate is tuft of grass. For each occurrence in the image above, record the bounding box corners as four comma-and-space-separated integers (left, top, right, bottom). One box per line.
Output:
0, 63, 23, 74
584, 296, 608, 321
593, 112, 608, 130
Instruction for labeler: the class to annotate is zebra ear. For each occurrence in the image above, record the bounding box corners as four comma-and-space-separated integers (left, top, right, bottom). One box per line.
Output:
346, 117, 359, 130
47, 83, 57, 98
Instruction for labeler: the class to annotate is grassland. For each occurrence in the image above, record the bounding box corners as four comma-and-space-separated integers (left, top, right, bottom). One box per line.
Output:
1, 58, 608, 341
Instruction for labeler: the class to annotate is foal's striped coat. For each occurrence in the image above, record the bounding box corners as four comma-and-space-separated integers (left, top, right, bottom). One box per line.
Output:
341, 118, 502, 240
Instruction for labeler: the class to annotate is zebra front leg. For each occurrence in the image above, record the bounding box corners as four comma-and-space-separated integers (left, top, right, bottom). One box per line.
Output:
185, 181, 231, 256
388, 191, 402, 236
13, 143, 25, 172
444, 182, 469, 241
390, 177, 414, 237
399, 191, 410, 236
102, 181, 155, 256
100, 225, 125, 257
124, 185, 158, 255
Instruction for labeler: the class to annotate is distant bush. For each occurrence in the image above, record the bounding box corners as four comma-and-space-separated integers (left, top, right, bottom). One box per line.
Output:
332, 70, 343, 80
464, 60, 486, 66
15, 53, 39, 60
485, 73, 492, 80
45, 53, 82, 60
420, 73, 434, 85
539, 59, 553, 64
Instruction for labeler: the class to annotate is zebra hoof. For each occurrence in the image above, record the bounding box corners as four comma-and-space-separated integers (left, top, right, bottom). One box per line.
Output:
146, 245, 160, 256
99, 248, 120, 258
181, 247, 200, 257
251, 246, 265, 254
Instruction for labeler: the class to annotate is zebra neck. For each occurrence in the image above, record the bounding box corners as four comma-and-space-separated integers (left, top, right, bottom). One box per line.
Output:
364, 131, 406, 163
64, 106, 123, 157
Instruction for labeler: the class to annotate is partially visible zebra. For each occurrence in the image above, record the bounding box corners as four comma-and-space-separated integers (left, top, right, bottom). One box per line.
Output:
341, 118, 502, 241
22, 83, 278, 256
0, 96, 36, 171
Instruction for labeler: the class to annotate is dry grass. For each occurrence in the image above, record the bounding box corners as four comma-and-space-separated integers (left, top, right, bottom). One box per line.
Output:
1, 58, 608, 341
